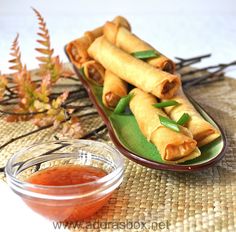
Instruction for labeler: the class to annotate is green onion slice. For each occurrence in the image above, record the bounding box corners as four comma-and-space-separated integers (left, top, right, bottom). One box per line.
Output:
114, 93, 134, 114
177, 113, 190, 126
78, 67, 85, 78
159, 115, 180, 132
153, 100, 179, 108
131, 50, 160, 60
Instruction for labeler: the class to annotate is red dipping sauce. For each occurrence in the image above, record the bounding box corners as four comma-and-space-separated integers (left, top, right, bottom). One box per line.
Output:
27, 165, 107, 186
24, 165, 111, 222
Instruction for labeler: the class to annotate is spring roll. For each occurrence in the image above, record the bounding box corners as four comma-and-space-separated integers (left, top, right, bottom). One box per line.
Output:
129, 88, 200, 163
82, 60, 105, 86
66, 16, 131, 68
162, 88, 220, 147
103, 22, 175, 73
88, 37, 181, 99
102, 70, 127, 109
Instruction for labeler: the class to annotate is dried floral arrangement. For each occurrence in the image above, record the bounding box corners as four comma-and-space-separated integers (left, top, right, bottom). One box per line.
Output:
0, 9, 235, 172
0, 8, 108, 154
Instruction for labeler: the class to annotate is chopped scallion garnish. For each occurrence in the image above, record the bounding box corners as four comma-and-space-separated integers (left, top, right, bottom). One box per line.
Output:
131, 50, 159, 60
114, 93, 134, 114
177, 113, 190, 126
159, 115, 180, 132
78, 67, 85, 78
153, 100, 179, 108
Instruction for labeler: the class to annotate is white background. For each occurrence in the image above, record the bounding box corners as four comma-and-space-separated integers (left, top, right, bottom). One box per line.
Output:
0, 1, 236, 232
0, 0, 236, 77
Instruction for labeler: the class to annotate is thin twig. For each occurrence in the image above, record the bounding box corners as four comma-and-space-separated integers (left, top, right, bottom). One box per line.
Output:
0, 109, 47, 116
61, 93, 88, 106
0, 112, 101, 173
62, 76, 80, 82
7, 79, 41, 90
79, 111, 98, 118
80, 124, 107, 139
182, 60, 236, 76
0, 123, 54, 151
175, 53, 211, 62
12, 143, 71, 173
177, 59, 204, 70
0, 98, 18, 105
176, 54, 211, 70
54, 83, 83, 88
64, 103, 93, 110
50, 88, 86, 98
33, 143, 70, 172
5, 86, 17, 96
183, 71, 225, 88
0, 111, 98, 152
54, 135, 59, 140
193, 75, 225, 86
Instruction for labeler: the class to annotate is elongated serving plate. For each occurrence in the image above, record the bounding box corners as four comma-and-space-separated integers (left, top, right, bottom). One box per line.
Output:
65, 48, 227, 172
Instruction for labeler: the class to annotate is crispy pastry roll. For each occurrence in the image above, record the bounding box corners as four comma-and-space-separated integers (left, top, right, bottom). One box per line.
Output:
82, 60, 105, 86
162, 88, 220, 147
66, 16, 131, 68
129, 88, 200, 163
103, 22, 175, 73
88, 37, 181, 99
102, 70, 127, 109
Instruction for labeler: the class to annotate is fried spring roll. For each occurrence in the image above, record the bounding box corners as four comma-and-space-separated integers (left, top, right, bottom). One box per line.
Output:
66, 16, 131, 68
102, 70, 127, 109
162, 88, 220, 147
129, 88, 200, 163
88, 37, 181, 99
82, 60, 105, 86
103, 22, 175, 73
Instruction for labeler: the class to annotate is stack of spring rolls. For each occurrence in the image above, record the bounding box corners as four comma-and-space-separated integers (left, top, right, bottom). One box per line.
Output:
66, 17, 220, 164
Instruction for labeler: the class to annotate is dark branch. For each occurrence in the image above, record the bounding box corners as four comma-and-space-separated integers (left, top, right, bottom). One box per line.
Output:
176, 54, 211, 70
0, 111, 98, 151
64, 103, 93, 111
0, 123, 54, 151
183, 71, 225, 88
79, 111, 98, 118
0, 109, 47, 116
5, 86, 17, 96
62, 76, 80, 82
80, 124, 107, 139
182, 60, 236, 76
175, 53, 211, 62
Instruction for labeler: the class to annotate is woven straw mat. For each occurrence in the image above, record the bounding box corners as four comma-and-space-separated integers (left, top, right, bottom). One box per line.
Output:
0, 67, 235, 232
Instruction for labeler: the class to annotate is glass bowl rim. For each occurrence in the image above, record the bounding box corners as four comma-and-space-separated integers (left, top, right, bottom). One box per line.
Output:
5, 139, 124, 190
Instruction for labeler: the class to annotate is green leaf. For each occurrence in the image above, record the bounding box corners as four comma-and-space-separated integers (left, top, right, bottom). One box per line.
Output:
177, 113, 190, 126
159, 115, 180, 132
114, 93, 134, 114
153, 100, 179, 108
85, 80, 224, 166
131, 50, 160, 60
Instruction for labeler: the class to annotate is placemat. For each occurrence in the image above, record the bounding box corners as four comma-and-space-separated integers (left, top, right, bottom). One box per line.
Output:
0, 67, 235, 232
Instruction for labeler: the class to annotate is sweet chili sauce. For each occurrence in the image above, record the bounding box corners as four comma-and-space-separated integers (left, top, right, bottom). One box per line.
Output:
27, 165, 107, 186
24, 165, 111, 222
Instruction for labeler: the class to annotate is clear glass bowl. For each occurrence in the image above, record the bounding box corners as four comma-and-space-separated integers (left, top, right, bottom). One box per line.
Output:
5, 140, 124, 222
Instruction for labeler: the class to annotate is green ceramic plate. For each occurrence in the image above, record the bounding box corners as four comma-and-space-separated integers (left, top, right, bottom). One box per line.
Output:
65, 49, 227, 172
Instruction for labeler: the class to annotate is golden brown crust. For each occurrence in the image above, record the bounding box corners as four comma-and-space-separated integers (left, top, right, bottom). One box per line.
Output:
66, 37, 91, 68
82, 60, 105, 86
104, 92, 121, 108
102, 70, 127, 109
88, 37, 180, 99
66, 16, 131, 68
129, 88, 198, 162
162, 88, 220, 146
103, 22, 175, 74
